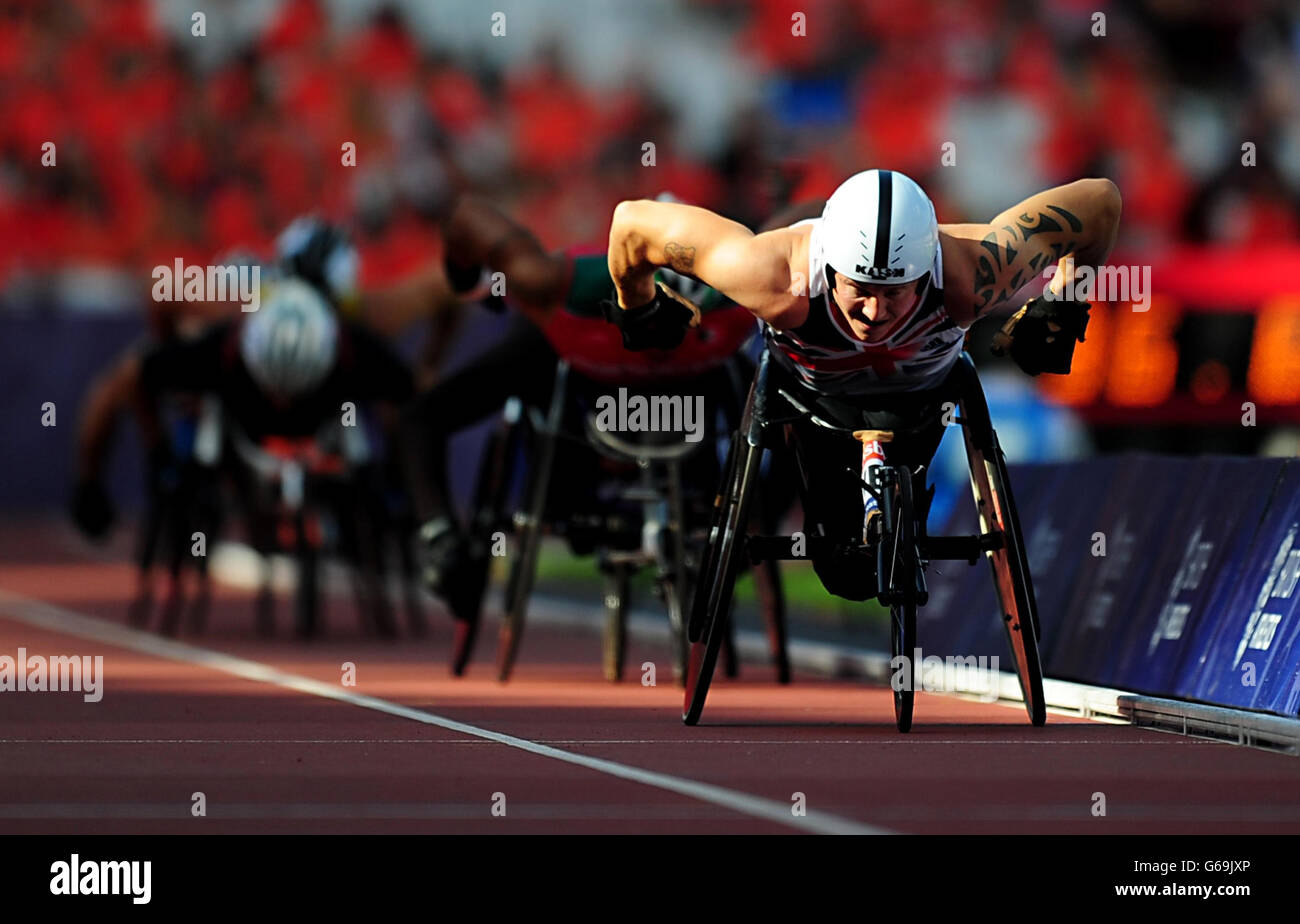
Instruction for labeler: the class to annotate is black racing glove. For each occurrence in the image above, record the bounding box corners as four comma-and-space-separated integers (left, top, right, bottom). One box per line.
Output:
70, 478, 115, 540
991, 294, 1091, 376
600, 282, 701, 351
443, 258, 506, 314
444, 256, 485, 295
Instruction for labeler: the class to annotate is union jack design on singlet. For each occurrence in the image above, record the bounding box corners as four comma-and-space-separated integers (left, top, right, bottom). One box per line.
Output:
765, 218, 966, 395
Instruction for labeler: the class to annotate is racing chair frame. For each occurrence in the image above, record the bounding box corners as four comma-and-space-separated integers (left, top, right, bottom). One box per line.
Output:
682, 349, 1045, 729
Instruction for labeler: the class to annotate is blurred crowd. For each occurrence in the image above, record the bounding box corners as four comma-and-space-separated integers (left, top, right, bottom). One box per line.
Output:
1, 0, 1298, 308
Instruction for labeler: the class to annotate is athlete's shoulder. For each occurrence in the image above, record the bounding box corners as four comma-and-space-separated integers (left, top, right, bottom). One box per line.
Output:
758, 219, 815, 330
936, 229, 984, 329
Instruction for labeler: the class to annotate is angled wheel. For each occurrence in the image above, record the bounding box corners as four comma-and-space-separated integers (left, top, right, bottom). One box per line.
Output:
294, 515, 321, 639
602, 564, 631, 682
451, 406, 522, 676
683, 433, 760, 725
496, 503, 543, 682
449, 550, 492, 676
497, 366, 568, 682
963, 425, 1046, 726
661, 573, 689, 685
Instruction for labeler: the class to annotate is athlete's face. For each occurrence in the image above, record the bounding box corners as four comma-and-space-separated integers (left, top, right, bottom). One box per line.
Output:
830, 274, 923, 343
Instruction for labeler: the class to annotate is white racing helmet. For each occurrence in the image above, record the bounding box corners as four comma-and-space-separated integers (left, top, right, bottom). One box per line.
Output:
275, 215, 361, 311
820, 169, 937, 288
239, 278, 339, 399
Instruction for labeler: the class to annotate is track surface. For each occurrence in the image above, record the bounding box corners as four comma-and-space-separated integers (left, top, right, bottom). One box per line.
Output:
1, 519, 1297, 834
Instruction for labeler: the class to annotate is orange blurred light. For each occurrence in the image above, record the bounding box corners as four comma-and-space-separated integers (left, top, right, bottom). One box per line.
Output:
1247, 297, 1300, 405
1105, 296, 1180, 407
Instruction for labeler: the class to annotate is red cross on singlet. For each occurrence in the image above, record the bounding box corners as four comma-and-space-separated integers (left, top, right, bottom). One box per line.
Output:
778, 340, 922, 377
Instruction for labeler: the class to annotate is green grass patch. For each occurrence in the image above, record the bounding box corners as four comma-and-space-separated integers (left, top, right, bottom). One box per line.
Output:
525, 540, 889, 634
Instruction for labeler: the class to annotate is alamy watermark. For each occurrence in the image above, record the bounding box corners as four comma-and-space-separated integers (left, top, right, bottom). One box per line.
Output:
0, 647, 103, 702
890, 648, 1000, 702
1043, 260, 1151, 311
593, 388, 705, 443
50, 855, 150, 904
152, 258, 261, 312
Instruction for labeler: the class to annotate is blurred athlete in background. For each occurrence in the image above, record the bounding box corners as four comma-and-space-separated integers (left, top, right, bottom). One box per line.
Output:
72, 222, 424, 636
71, 249, 267, 633
137, 276, 416, 636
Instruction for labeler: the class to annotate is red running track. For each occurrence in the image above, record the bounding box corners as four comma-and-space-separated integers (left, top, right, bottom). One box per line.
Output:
1, 519, 1297, 834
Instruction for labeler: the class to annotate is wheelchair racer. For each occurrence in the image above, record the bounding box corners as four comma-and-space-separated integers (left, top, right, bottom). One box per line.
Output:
402, 193, 764, 625
605, 169, 1121, 599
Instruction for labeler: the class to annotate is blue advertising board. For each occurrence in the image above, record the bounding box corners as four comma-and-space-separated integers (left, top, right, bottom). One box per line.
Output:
1178, 460, 1300, 714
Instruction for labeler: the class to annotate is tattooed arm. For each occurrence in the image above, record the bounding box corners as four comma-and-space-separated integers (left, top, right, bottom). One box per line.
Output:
942, 178, 1122, 328
607, 199, 805, 326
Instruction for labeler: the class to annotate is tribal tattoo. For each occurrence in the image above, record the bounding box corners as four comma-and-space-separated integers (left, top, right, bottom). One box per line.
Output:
972, 205, 1082, 314
663, 242, 696, 275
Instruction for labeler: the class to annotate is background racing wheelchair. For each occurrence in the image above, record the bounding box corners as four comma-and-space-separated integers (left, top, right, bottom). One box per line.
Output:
446, 339, 792, 686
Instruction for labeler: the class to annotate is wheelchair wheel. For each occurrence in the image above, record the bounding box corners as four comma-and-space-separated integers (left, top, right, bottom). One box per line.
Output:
963, 429, 1046, 726
449, 551, 492, 676
497, 370, 567, 683
497, 509, 542, 682
683, 433, 760, 725
294, 516, 320, 639
451, 409, 521, 676
882, 471, 918, 733
661, 574, 689, 685
602, 564, 631, 682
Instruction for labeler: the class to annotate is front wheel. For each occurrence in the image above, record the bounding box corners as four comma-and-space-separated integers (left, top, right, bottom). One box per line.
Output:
890, 598, 917, 732
683, 435, 759, 725
881, 470, 918, 732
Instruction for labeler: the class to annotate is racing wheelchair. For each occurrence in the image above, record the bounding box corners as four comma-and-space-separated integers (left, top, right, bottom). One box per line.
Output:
227, 418, 402, 639
683, 349, 1045, 730
451, 358, 791, 685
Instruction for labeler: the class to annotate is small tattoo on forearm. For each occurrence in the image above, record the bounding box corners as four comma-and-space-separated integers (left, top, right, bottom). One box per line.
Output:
664, 242, 696, 274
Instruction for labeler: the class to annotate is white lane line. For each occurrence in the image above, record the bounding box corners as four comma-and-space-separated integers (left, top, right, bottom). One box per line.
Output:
0, 738, 1217, 746
0, 590, 889, 836
4, 802, 1298, 823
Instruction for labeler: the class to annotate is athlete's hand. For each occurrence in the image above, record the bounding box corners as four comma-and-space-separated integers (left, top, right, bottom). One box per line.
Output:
991, 294, 1090, 376
600, 282, 701, 351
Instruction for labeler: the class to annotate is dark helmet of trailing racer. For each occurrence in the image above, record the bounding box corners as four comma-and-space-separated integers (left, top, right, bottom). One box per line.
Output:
276, 216, 361, 314
820, 169, 937, 290
239, 278, 339, 400
650, 191, 726, 312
